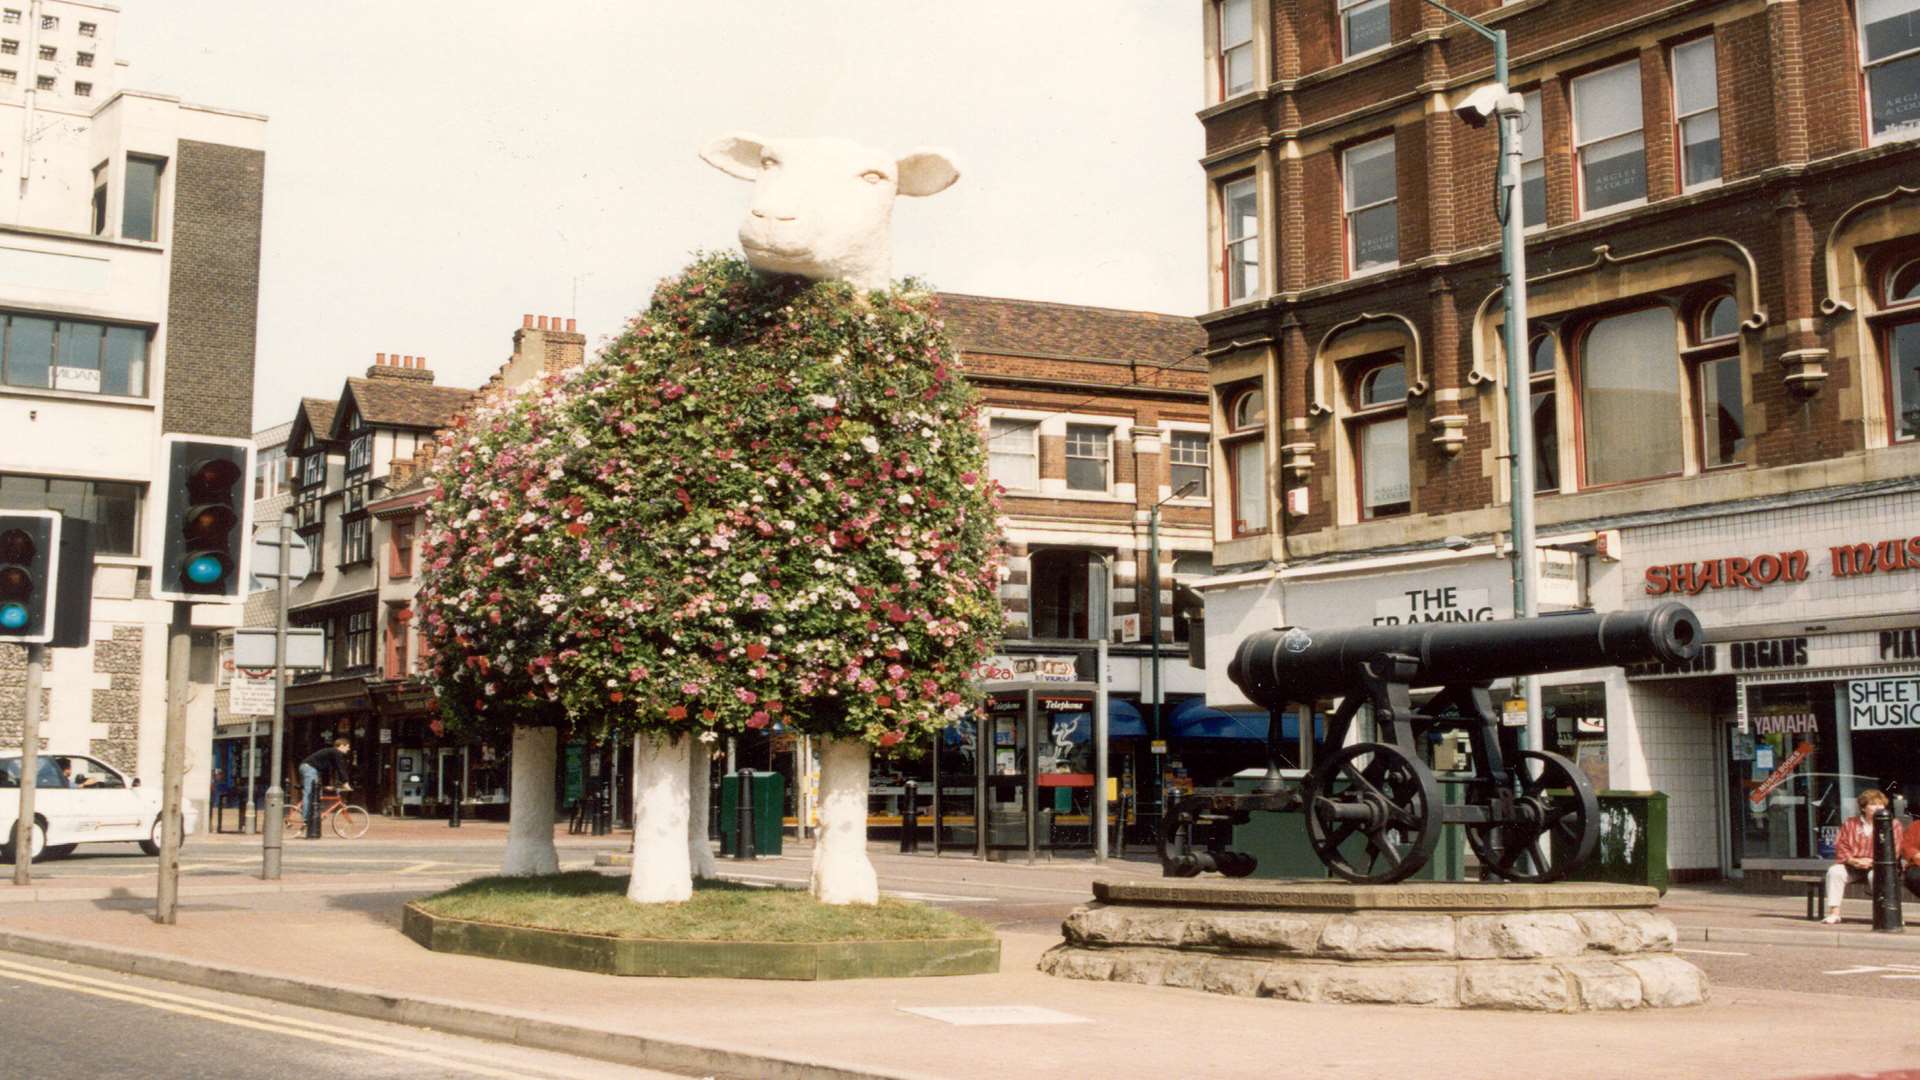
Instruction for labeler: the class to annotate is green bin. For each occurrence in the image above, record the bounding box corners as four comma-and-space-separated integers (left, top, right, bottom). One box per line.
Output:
718, 771, 786, 857
1568, 790, 1669, 894
1227, 773, 1465, 881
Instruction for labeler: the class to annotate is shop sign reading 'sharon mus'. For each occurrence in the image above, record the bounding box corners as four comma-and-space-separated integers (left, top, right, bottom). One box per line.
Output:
1644, 532, 1920, 596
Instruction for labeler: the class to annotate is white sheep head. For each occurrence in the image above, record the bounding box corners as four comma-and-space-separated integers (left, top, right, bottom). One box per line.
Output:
700, 133, 960, 292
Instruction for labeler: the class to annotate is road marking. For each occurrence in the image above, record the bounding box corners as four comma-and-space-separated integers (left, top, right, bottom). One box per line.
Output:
901, 1005, 1091, 1026
1823, 964, 1920, 978
0, 956, 571, 1079
1675, 948, 1750, 957
394, 861, 446, 874
887, 890, 994, 903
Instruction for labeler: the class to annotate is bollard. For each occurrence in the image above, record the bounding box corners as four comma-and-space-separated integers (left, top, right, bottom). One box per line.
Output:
1872, 807, 1905, 933
449, 777, 462, 829
734, 769, 756, 861
305, 794, 321, 839
900, 780, 919, 854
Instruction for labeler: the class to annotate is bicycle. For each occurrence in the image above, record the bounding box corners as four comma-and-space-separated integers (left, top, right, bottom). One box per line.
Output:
286, 786, 371, 839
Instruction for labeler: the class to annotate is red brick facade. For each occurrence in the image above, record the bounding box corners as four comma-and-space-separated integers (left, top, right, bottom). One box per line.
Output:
1198, 0, 1920, 565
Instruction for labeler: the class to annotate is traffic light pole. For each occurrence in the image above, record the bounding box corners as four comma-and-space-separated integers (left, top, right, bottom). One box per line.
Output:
262, 511, 291, 880
156, 602, 190, 924
10, 644, 44, 884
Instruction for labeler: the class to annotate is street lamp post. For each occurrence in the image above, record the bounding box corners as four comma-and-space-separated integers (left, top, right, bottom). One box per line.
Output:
1424, 1, 1541, 749
1149, 479, 1200, 828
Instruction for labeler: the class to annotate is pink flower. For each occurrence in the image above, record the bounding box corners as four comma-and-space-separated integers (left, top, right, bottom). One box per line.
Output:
746, 712, 769, 729
878, 731, 903, 747
736, 688, 758, 705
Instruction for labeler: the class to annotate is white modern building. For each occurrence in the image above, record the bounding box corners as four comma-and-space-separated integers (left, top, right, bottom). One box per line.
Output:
0, 0, 266, 829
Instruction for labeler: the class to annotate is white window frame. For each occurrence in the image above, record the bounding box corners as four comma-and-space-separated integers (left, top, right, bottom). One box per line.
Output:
1343, 136, 1399, 277
1217, 0, 1255, 101
1064, 424, 1113, 493
1166, 428, 1210, 500
1221, 174, 1260, 305
1571, 60, 1648, 217
1340, 0, 1391, 62
986, 415, 1040, 492
1347, 359, 1411, 521
1520, 90, 1547, 231
1860, 0, 1920, 145
1671, 38, 1722, 191
1222, 386, 1268, 537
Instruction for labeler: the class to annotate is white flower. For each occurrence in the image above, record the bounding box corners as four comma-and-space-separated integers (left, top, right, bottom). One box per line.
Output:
898, 493, 914, 506
698, 731, 719, 744
860, 435, 881, 454
808, 394, 839, 410
492, 553, 516, 567
739, 571, 759, 585
572, 431, 591, 448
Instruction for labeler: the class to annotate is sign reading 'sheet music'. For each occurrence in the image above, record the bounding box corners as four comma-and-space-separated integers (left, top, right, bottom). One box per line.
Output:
1847, 677, 1920, 731
1645, 532, 1920, 596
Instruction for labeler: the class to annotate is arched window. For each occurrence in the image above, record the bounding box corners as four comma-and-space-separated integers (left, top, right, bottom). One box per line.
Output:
1687, 293, 1747, 468
1884, 257, 1920, 442
1697, 295, 1740, 342
1575, 308, 1684, 485
1223, 386, 1267, 536
1528, 333, 1560, 493
1347, 357, 1409, 519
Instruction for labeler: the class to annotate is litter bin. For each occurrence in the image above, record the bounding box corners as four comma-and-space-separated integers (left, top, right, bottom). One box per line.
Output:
1226, 771, 1465, 881
1567, 790, 1669, 894
718, 771, 786, 857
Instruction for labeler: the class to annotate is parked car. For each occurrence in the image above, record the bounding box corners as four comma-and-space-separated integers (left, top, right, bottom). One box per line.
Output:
0, 753, 195, 861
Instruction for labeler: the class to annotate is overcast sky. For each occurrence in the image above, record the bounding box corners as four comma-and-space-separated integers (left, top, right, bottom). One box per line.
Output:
115, 1, 1206, 428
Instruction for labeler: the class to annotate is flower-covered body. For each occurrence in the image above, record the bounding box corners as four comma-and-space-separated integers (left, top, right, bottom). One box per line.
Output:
416, 255, 1002, 750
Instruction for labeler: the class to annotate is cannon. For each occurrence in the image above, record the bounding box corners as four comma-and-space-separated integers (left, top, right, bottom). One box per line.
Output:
1160, 602, 1702, 885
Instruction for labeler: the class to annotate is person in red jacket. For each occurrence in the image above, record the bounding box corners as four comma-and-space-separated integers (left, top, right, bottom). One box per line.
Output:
1824, 788, 1903, 923
1903, 805, 1920, 901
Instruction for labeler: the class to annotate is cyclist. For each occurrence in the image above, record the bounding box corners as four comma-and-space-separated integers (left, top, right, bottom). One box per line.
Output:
298, 738, 354, 837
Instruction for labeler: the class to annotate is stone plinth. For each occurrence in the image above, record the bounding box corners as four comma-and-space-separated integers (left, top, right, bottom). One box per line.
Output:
1038, 879, 1705, 1012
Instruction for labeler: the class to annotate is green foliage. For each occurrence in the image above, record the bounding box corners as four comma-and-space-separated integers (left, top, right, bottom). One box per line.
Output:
417, 255, 1002, 747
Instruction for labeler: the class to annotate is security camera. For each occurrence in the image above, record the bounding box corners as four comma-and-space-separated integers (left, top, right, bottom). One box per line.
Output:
1454, 83, 1522, 128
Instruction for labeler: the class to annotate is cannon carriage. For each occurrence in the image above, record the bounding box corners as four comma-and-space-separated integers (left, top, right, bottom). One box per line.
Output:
1159, 602, 1704, 885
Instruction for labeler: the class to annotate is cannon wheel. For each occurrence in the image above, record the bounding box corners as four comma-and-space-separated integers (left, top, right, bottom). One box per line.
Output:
1303, 741, 1442, 885
1464, 750, 1600, 884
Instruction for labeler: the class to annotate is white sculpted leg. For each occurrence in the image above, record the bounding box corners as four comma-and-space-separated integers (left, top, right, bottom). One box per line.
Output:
628, 733, 693, 903
688, 739, 718, 879
810, 737, 878, 905
501, 725, 560, 877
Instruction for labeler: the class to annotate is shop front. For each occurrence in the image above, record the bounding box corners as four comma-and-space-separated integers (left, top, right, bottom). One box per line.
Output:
1618, 488, 1920, 886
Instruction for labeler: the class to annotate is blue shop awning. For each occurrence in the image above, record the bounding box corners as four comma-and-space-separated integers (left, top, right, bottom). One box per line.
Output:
1164, 697, 1324, 742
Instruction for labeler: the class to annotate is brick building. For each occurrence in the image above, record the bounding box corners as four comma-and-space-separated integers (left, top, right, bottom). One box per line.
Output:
1194, 0, 1920, 883
0, 0, 265, 834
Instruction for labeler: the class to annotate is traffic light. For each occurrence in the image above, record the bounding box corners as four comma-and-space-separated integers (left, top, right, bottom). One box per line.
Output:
155, 434, 254, 603
0, 512, 55, 643
0, 512, 96, 647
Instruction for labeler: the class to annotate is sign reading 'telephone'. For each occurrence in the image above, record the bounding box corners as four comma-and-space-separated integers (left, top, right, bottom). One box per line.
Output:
1847, 677, 1920, 731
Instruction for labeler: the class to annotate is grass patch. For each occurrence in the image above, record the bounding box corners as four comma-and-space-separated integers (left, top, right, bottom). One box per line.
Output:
415, 871, 993, 943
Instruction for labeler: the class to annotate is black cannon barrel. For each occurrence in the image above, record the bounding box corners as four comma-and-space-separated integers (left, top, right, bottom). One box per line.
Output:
1228, 602, 1702, 707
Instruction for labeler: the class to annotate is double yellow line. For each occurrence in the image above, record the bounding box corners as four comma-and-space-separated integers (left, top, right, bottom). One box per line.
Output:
0, 954, 565, 1079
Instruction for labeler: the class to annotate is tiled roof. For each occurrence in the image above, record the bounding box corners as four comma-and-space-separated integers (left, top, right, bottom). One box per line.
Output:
935, 293, 1206, 371
296, 397, 337, 443
335, 378, 475, 434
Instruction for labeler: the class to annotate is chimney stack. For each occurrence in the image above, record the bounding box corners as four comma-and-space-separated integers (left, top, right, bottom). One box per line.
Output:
367, 351, 436, 383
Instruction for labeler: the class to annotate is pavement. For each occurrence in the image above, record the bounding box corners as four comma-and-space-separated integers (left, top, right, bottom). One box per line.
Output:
2, 828, 1918, 1079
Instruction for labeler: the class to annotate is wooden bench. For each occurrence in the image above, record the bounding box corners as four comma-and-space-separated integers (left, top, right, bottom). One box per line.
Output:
1783, 874, 1825, 920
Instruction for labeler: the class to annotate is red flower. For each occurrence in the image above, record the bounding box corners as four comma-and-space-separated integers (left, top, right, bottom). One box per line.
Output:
878, 731, 903, 747
746, 712, 769, 729
745, 643, 768, 661
608, 691, 624, 703
666, 705, 688, 721
566, 522, 587, 537
874, 695, 894, 708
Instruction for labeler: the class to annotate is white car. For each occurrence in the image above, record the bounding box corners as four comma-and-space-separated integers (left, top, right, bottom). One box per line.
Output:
0, 753, 196, 861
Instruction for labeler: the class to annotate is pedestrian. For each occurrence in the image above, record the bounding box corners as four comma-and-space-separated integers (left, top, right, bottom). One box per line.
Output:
298, 738, 354, 836
1903, 807, 1920, 901
1823, 787, 1901, 923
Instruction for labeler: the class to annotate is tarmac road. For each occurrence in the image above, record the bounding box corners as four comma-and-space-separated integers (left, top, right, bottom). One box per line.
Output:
0, 952, 680, 1079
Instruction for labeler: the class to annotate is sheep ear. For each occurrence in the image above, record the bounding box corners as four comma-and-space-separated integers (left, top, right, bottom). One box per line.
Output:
896, 149, 960, 197
700, 133, 767, 181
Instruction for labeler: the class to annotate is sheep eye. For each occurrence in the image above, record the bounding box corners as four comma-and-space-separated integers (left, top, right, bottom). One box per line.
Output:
761, 157, 780, 170
861, 170, 887, 184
